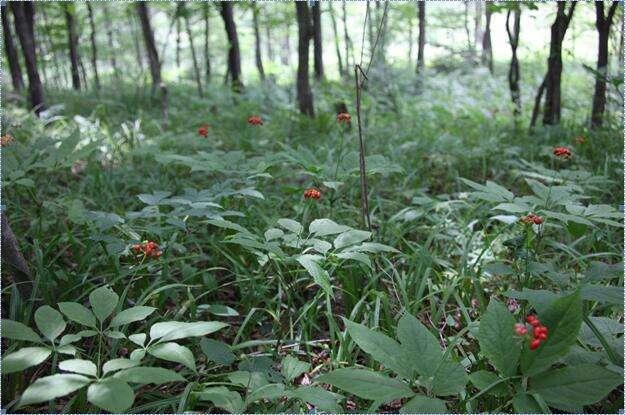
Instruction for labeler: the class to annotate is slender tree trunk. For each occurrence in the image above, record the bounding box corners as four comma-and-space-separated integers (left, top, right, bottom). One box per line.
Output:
408, 18, 414, 70
474, 2, 483, 59
128, 13, 145, 78
463, 2, 473, 55
328, 2, 344, 77
265, 24, 274, 62
542, 2, 577, 126
312, 1, 324, 80
203, 3, 211, 83
11, 2, 44, 114
78, 53, 88, 89
219, 1, 243, 91
417, 2, 425, 73
482, 2, 493, 73
281, 22, 292, 66
136, 1, 162, 90
506, 9, 521, 116
295, 2, 314, 116
40, 6, 66, 88
591, 1, 619, 128
65, 5, 81, 90
103, 5, 119, 80
252, 3, 265, 81
86, 3, 100, 90
181, 4, 204, 97
175, 8, 181, 70
2, 8, 24, 91
342, 0, 352, 73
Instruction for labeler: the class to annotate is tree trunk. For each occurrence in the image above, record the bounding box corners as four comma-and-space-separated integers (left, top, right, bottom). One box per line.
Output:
103, 5, 119, 80
136, 1, 162, 90
40, 5, 66, 88
175, 8, 181, 70
542, 2, 576, 126
474, 2, 483, 59
219, 1, 243, 91
11, 2, 44, 114
482, 2, 493, 73
342, 0, 352, 73
312, 1, 324, 80
86, 3, 100, 90
64, 5, 81, 90
2, 7, 24, 91
181, 4, 204, 97
328, 2, 344, 77
281, 22, 291, 66
128, 13, 145, 77
265, 24, 274, 62
252, 3, 265, 81
417, 2, 425, 73
295, 2, 314, 117
591, 1, 619, 128
506, 9, 521, 116
203, 3, 211, 82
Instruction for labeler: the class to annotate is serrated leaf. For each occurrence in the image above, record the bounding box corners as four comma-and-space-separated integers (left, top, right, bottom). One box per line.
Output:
197, 386, 244, 413
468, 370, 507, 397
35, 306, 66, 342
87, 378, 134, 413
277, 218, 303, 234
201, 338, 236, 365
296, 254, 332, 296
287, 386, 343, 413
335, 251, 372, 268
281, 355, 310, 382
400, 395, 447, 413
18, 374, 91, 407
477, 300, 519, 377
316, 368, 414, 402
89, 286, 119, 323
309, 219, 351, 236
58, 302, 97, 328
333, 229, 371, 249
1, 319, 41, 343
2, 347, 51, 374
137, 191, 172, 205
59, 359, 97, 377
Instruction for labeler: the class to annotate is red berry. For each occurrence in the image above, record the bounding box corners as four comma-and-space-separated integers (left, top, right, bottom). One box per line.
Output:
530, 339, 541, 350
525, 315, 536, 323
514, 323, 527, 336
530, 319, 540, 327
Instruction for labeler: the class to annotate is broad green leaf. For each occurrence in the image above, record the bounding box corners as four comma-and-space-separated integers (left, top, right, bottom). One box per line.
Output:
521, 291, 582, 376
316, 368, 414, 402
288, 386, 343, 413
281, 355, 310, 382
59, 359, 97, 377
35, 306, 66, 342
137, 191, 171, 205
309, 218, 350, 236
200, 304, 239, 317
113, 367, 185, 384
335, 251, 372, 268
504, 289, 561, 315
89, 286, 119, 323
512, 392, 542, 413
429, 359, 468, 396
18, 374, 91, 407
149, 321, 228, 342
197, 386, 244, 413
1, 319, 41, 342
104, 330, 126, 339
148, 342, 196, 371
477, 300, 519, 376
201, 338, 236, 365
580, 284, 622, 305
400, 395, 447, 413
87, 378, 135, 413
343, 318, 410, 379
264, 228, 284, 241
59, 334, 82, 346
343, 242, 399, 254
102, 358, 139, 374
296, 254, 332, 296
529, 364, 622, 410
247, 383, 286, 402
396, 313, 443, 379
2, 347, 51, 374
58, 302, 97, 328
468, 370, 508, 397
333, 229, 371, 249
109, 306, 156, 327
128, 333, 147, 347
277, 218, 303, 234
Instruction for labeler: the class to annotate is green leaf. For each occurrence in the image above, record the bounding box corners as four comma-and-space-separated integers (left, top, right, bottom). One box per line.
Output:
102, 358, 139, 374
288, 386, 343, 413
58, 302, 97, 328
35, 305, 66, 342
137, 191, 171, 205
400, 395, 447, 413
468, 370, 508, 397
148, 342, 196, 372
512, 392, 542, 413
529, 364, 623, 410
89, 286, 119, 323
128, 333, 147, 347
277, 218, 303, 234
521, 291, 583, 376
201, 338, 236, 365
477, 300, 519, 377
113, 367, 185, 384
296, 254, 332, 296
580, 284, 622, 305
197, 386, 244, 413
335, 251, 372, 268
109, 306, 156, 327
149, 321, 228, 342
87, 378, 135, 413
18, 374, 91, 407
309, 218, 351, 236
429, 359, 468, 396
59, 359, 97, 377
333, 229, 371, 249
200, 304, 239, 317
281, 355, 310, 382
396, 312, 443, 379
343, 318, 409, 379
316, 368, 414, 402
0, 319, 41, 342
2, 347, 51, 374
247, 383, 286, 402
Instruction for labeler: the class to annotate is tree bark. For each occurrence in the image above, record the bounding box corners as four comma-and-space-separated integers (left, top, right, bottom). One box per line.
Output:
542, 1, 576, 126
328, 2, 344, 77
203, 2, 211, 82
219, 2, 243, 91
506, 9, 521, 116
2, 7, 24, 91
252, 2, 265, 81
128, 13, 145, 77
11, 2, 44, 114
417, 2, 425, 73
295, 2, 314, 117
103, 5, 119, 80
175, 8, 181, 70
591, 1, 619, 128
64, 5, 81, 90
482, 2, 493, 73
86, 3, 100, 90
281, 21, 291, 66
181, 4, 204, 97
136, 1, 162, 90
265, 23, 274, 62
342, 0, 352, 73
312, 1, 324, 80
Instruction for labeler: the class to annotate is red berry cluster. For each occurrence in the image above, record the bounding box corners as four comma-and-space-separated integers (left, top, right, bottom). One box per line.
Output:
198, 124, 209, 137
248, 115, 263, 126
131, 241, 162, 258
553, 146, 572, 158
518, 315, 549, 350
304, 188, 321, 200
520, 213, 543, 225
337, 112, 351, 123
